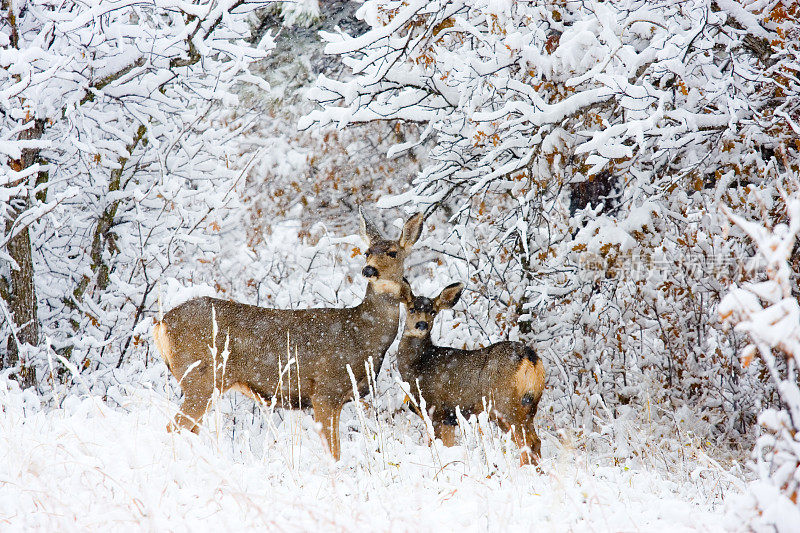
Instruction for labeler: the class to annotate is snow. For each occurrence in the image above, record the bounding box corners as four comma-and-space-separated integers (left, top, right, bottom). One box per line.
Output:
162, 278, 218, 311
0, 373, 741, 531
4, 1, 795, 529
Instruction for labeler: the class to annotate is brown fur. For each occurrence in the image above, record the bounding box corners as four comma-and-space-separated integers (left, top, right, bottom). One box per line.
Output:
228, 382, 261, 402
153, 211, 423, 460
399, 283, 546, 465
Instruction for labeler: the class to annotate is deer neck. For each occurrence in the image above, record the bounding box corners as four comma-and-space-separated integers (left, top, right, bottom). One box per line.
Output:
355, 282, 403, 330
397, 333, 435, 382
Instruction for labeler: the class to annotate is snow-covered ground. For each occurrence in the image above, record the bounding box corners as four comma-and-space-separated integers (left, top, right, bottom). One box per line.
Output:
1, 218, 751, 531
1, 372, 745, 531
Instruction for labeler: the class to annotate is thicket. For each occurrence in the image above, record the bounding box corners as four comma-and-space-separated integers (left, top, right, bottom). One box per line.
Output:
1, 0, 272, 385
721, 190, 800, 530
300, 1, 800, 524
304, 0, 800, 442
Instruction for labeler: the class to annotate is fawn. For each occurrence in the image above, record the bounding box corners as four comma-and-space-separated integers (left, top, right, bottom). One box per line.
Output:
397, 282, 545, 464
153, 210, 423, 460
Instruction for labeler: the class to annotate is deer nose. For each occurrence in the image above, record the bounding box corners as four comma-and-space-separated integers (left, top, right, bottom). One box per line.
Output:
415, 321, 428, 331
362, 265, 379, 278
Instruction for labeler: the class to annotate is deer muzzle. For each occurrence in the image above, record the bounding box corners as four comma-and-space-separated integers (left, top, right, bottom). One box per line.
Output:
362, 265, 379, 278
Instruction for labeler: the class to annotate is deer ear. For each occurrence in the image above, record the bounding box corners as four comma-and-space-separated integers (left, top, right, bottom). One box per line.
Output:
434, 282, 464, 311
400, 277, 414, 303
399, 212, 423, 250
359, 207, 382, 245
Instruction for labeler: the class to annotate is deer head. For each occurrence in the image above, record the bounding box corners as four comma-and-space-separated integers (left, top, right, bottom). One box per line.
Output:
403, 282, 465, 337
359, 209, 423, 298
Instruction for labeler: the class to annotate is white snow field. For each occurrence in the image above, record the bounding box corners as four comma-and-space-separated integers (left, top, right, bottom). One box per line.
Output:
1, 372, 745, 532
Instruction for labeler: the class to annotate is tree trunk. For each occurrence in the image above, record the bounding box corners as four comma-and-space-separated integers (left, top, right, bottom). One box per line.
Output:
72, 124, 146, 302
3, 118, 45, 387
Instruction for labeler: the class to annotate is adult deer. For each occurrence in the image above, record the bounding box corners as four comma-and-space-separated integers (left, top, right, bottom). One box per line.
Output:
153, 211, 423, 460
398, 282, 545, 464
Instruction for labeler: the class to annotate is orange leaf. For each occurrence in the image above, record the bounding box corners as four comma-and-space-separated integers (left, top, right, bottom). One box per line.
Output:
741, 345, 756, 368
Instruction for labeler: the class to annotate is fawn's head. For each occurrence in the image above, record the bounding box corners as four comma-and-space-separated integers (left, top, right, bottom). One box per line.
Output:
403, 282, 464, 337
359, 210, 423, 296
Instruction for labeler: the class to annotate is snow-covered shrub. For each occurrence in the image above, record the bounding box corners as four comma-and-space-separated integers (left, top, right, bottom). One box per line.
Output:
1, 0, 274, 386
230, 2, 426, 240
303, 0, 800, 437
720, 188, 800, 531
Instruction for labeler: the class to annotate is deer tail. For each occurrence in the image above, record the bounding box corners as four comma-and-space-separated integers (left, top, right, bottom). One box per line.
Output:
153, 282, 173, 371
153, 321, 174, 372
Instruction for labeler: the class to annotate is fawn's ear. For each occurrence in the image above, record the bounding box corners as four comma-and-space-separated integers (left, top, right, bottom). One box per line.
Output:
434, 282, 464, 311
399, 213, 423, 250
359, 207, 383, 245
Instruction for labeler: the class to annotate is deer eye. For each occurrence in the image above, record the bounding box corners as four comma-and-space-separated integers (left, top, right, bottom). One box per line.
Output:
365, 251, 371, 257
387, 251, 397, 258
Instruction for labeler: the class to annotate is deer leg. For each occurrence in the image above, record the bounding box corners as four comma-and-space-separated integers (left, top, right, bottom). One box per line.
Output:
435, 423, 456, 447
169, 366, 213, 434
510, 396, 543, 466
312, 396, 342, 461
500, 414, 540, 466
522, 397, 542, 465
522, 421, 542, 465
330, 407, 341, 459
509, 426, 534, 466
170, 391, 213, 434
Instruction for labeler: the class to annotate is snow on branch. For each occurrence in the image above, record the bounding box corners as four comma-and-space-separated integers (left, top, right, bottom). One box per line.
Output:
720, 191, 800, 531
1, 0, 277, 373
